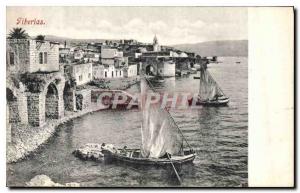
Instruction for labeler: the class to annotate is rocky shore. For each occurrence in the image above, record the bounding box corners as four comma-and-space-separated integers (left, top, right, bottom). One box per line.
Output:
88, 77, 140, 90
7, 77, 139, 164
7, 104, 106, 163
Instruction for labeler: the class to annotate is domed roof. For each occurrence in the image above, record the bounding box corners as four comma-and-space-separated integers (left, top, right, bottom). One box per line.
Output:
179, 52, 188, 57
171, 51, 179, 57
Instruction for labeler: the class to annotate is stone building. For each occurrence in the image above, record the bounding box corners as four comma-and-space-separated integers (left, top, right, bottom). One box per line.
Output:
101, 48, 123, 59
93, 64, 124, 79
7, 39, 60, 74
83, 52, 100, 63
123, 64, 138, 78
71, 63, 93, 86
73, 49, 84, 61
142, 57, 175, 77
59, 47, 71, 63
6, 38, 75, 130
101, 48, 124, 66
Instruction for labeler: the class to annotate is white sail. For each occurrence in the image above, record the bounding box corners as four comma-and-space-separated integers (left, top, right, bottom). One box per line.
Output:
199, 69, 224, 100
140, 77, 183, 158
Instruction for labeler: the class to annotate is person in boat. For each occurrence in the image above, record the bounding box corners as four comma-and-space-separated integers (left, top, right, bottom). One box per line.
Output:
101, 143, 118, 154
212, 93, 224, 101
120, 146, 128, 155
160, 152, 172, 159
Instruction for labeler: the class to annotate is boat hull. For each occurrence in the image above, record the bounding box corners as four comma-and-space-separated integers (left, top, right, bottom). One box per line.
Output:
103, 149, 196, 166
188, 97, 229, 106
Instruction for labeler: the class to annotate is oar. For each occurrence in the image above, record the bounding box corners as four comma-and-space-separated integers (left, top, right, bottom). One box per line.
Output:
167, 153, 182, 184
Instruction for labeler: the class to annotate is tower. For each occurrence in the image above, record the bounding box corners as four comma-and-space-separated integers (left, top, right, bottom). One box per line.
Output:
153, 35, 161, 52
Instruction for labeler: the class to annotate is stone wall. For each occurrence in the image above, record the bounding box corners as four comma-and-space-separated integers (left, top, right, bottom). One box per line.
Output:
6, 39, 30, 74
124, 64, 137, 77
6, 82, 29, 125
6, 104, 11, 143
63, 86, 76, 111
72, 63, 92, 86
7, 100, 20, 123
45, 95, 59, 119
17, 92, 29, 124
92, 65, 105, 79
158, 61, 176, 77
29, 40, 60, 73
7, 39, 60, 74
27, 93, 43, 127
75, 89, 91, 111
25, 72, 65, 127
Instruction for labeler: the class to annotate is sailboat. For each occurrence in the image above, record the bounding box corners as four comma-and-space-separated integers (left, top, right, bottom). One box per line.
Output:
188, 63, 229, 106
102, 76, 196, 166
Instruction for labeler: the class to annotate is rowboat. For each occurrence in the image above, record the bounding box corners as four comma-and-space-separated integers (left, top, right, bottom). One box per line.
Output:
188, 95, 229, 106
102, 148, 196, 166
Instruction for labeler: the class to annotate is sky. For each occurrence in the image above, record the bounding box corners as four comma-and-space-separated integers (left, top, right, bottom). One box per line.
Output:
7, 7, 248, 45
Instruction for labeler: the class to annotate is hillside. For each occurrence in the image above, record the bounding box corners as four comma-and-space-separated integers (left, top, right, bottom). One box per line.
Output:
37, 35, 248, 57
42, 35, 107, 44
173, 40, 248, 57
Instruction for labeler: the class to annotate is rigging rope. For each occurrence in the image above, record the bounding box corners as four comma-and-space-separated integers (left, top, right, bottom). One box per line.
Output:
206, 70, 225, 95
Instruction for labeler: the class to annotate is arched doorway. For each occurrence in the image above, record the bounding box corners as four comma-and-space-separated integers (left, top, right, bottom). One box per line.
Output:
45, 83, 59, 120
145, 65, 154, 76
76, 94, 83, 111
6, 88, 20, 123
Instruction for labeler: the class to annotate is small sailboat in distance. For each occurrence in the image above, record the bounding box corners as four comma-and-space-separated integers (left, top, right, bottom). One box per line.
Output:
188, 63, 229, 106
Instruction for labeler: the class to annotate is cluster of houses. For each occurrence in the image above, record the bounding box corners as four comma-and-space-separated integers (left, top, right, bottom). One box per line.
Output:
5, 34, 202, 137
57, 35, 198, 86
7, 35, 201, 89
59, 41, 137, 86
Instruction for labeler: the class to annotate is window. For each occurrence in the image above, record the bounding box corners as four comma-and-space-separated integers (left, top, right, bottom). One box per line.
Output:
9, 52, 14, 65
88, 73, 91, 78
112, 71, 114, 77
39, 52, 48, 64
79, 75, 82, 81
44, 52, 48, 64
39, 52, 43, 64
105, 71, 107, 78
116, 70, 118, 77
120, 71, 121, 76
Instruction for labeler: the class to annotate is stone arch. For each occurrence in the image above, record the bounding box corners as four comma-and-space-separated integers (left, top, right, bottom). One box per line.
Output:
76, 94, 83, 111
6, 80, 28, 126
45, 82, 59, 119
145, 65, 154, 76
6, 88, 20, 123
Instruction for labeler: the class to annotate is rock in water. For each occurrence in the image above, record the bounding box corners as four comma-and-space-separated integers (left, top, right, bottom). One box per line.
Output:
73, 143, 118, 161
73, 143, 105, 161
26, 175, 80, 187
